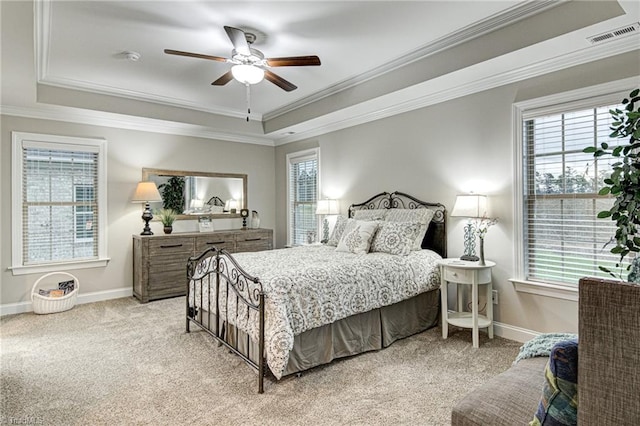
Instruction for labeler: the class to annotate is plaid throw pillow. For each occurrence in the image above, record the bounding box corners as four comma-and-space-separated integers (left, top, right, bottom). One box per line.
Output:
530, 339, 579, 426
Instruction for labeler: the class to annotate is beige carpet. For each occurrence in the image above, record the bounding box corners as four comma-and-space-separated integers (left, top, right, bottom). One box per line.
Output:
1, 296, 520, 425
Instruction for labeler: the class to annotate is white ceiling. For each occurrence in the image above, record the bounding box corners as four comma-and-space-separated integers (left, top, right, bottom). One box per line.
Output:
3, 1, 640, 144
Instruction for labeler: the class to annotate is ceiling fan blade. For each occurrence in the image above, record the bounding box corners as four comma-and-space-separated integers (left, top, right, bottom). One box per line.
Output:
211, 71, 234, 86
164, 49, 227, 62
224, 26, 251, 56
265, 70, 297, 92
266, 56, 321, 67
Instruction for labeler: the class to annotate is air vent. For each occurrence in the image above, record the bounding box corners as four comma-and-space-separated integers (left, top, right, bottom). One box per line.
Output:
587, 23, 639, 44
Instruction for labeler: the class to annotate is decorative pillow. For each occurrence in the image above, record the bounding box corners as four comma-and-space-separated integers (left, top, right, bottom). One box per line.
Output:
371, 222, 422, 256
385, 209, 435, 250
353, 209, 387, 221
336, 220, 378, 255
530, 339, 579, 426
327, 215, 349, 246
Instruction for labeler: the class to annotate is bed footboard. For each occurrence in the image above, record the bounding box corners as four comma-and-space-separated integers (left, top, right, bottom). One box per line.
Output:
186, 247, 266, 393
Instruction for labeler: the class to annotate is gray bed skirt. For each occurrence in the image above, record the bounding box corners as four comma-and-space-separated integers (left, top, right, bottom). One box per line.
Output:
220, 288, 440, 378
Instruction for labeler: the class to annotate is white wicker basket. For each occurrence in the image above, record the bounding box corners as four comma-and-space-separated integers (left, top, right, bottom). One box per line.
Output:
31, 272, 79, 315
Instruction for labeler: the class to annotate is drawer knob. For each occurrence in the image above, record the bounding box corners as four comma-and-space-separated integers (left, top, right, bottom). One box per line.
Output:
452, 272, 458, 277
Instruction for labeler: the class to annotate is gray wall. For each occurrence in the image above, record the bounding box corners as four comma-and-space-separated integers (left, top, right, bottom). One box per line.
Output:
274, 51, 640, 334
1, 115, 275, 307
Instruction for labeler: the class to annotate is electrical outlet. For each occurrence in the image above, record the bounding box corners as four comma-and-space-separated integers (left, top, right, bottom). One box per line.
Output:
492, 289, 499, 305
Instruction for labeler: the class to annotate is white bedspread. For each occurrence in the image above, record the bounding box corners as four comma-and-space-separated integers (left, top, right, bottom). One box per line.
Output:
189, 244, 442, 379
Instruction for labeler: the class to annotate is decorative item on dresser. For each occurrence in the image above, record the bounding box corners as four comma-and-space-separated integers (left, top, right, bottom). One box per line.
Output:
251, 210, 260, 228
131, 181, 163, 235
132, 228, 273, 303
157, 209, 177, 234
186, 191, 446, 393
240, 209, 249, 229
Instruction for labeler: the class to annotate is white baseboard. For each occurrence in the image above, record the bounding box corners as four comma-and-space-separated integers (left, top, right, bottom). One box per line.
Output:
493, 321, 539, 343
445, 309, 540, 343
0, 286, 133, 316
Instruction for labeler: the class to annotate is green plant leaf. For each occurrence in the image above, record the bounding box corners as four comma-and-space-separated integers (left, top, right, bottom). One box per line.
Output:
598, 187, 611, 195
598, 211, 612, 218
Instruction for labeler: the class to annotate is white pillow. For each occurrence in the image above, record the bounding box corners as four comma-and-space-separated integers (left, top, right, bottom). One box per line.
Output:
353, 209, 387, 221
336, 220, 379, 255
385, 209, 435, 250
371, 222, 422, 256
327, 215, 349, 247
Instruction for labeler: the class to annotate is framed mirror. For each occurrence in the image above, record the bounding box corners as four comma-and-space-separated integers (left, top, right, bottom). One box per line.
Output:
142, 168, 247, 220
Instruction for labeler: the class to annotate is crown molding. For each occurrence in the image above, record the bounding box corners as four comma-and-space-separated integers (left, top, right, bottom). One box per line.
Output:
0, 104, 275, 146
271, 36, 640, 145
35, 0, 560, 122
37, 76, 264, 121
263, 0, 563, 121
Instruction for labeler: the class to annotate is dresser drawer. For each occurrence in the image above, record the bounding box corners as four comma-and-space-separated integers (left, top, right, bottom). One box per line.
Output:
148, 237, 194, 267
195, 233, 237, 254
148, 237, 194, 255
148, 269, 186, 296
443, 267, 473, 283
236, 230, 273, 252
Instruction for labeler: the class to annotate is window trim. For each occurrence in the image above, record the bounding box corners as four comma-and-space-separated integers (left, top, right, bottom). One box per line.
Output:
286, 147, 320, 247
10, 132, 109, 275
511, 78, 634, 300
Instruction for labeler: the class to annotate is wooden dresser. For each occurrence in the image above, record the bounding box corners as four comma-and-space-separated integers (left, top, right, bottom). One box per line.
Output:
132, 228, 273, 303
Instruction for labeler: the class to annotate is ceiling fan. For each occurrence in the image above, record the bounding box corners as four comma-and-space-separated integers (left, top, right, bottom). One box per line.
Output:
164, 26, 321, 92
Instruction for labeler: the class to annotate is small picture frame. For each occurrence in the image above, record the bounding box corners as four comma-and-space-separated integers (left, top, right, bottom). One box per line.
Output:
198, 216, 214, 233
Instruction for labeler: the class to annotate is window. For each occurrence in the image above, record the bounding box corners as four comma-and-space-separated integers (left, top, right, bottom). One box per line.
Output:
513, 82, 634, 298
286, 148, 319, 246
11, 132, 108, 275
74, 185, 95, 243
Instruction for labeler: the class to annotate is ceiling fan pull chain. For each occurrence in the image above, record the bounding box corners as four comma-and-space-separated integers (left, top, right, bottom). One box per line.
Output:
246, 83, 250, 122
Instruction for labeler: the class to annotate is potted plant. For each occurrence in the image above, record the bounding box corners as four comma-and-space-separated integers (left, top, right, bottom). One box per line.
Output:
157, 209, 177, 234
583, 88, 640, 283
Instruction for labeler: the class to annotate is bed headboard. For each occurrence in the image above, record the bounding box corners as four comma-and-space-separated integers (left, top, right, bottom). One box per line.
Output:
348, 191, 446, 258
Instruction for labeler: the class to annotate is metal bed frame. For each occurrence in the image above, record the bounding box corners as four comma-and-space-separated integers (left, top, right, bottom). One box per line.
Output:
186, 248, 266, 392
185, 191, 446, 394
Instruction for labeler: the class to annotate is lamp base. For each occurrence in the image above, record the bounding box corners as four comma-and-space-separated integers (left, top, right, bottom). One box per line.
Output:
460, 255, 479, 262
141, 203, 154, 235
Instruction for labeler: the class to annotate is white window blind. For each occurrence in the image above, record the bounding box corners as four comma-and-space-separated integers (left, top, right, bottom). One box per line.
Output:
523, 102, 627, 285
11, 132, 108, 275
287, 150, 318, 246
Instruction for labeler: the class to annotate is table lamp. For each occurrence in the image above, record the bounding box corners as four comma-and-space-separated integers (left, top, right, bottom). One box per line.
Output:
132, 181, 162, 235
316, 199, 340, 243
451, 194, 487, 261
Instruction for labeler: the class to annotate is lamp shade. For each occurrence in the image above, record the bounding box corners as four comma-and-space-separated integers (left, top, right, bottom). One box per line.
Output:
190, 199, 204, 209
131, 182, 162, 203
316, 199, 340, 215
231, 64, 265, 85
450, 194, 487, 218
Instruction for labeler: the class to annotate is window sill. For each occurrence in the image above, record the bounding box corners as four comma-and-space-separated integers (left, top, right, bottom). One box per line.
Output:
9, 258, 110, 276
509, 278, 578, 301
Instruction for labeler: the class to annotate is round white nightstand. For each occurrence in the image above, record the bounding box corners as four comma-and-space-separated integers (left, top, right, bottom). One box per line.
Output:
438, 258, 496, 348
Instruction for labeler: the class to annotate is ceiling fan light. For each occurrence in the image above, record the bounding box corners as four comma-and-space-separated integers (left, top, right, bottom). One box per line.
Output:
231, 64, 264, 85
